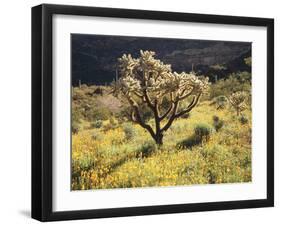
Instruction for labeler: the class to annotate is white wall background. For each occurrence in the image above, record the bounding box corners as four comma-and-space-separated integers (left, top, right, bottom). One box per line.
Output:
0, 0, 279, 225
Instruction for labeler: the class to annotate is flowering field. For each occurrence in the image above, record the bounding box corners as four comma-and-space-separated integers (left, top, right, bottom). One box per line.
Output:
71, 98, 251, 190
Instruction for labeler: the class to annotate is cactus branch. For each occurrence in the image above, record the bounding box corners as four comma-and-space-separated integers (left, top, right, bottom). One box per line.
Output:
112, 50, 209, 145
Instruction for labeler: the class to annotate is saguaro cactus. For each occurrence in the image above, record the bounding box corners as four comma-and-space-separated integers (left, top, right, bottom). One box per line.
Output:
112, 50, 209, 145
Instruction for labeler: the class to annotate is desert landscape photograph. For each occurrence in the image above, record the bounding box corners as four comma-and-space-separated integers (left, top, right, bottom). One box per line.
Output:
71, 34, 252, 190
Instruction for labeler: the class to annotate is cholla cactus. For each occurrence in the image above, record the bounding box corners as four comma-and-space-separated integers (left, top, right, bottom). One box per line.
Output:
112, 50, 209, 145
229, 91, 248, 116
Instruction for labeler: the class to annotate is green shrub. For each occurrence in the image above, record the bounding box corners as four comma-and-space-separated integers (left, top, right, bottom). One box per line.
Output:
122, 123, 136, 141
91, 120, 103, 129
177, 135, 201, 149
214, 95, 228, 110
177, 124, 213, 149
194, 123, 213, 142
137, 141, 157, 158
213, 115, 224, 131
239, 115, 249, 124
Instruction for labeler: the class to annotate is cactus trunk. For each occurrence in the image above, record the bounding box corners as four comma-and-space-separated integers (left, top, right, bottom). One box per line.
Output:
154, 132, 163, 145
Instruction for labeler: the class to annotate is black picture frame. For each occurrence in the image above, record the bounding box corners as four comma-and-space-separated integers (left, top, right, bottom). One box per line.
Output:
32, 3, 274, 222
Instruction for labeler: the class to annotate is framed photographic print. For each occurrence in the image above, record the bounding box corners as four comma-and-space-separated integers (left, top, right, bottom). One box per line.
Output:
32, 4, 274, 221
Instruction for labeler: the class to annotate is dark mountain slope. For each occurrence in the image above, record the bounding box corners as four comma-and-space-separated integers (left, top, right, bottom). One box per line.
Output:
72, 34, 251, 86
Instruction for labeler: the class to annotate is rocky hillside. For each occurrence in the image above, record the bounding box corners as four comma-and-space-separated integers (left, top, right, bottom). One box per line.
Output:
72, 34, 251, 85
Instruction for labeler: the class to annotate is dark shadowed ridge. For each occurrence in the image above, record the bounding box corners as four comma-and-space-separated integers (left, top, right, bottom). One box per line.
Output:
71, 34, 251, 86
